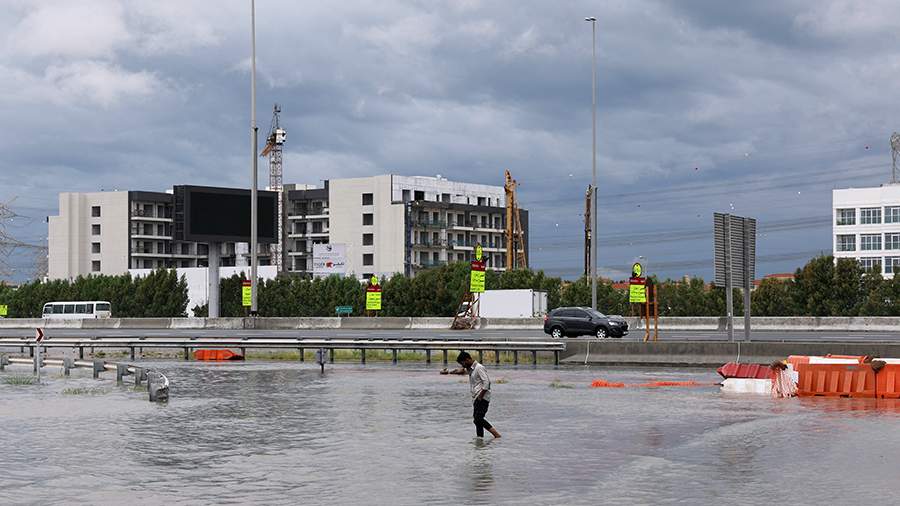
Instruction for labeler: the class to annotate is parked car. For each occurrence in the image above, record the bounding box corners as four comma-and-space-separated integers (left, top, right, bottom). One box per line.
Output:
543, 307, 628, 338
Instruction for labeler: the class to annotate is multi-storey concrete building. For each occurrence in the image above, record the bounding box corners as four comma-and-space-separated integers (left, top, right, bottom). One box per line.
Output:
48, 175, 527, 281
832, 184, 900, 278
48, 190, 269, 280
285, 175, 528, 279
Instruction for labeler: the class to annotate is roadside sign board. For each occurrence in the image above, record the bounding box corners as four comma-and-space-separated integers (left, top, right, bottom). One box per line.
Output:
366, 285, 382, 311
0, 304, 7, 317
241, 280, 252, 307
714, 213, 756, 287
470, 260, 485, 293
335, 305, 353, 316
35, 328, 44, 343
629, 277, 647, 303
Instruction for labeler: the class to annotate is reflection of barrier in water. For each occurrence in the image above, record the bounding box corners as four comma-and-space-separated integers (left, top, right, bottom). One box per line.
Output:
590, 378, 709, 388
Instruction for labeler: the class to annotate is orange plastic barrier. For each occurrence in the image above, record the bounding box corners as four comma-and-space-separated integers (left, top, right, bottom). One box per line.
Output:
876, 364, 900, 399
796, 363, 876, 398
591, 379, 625, 388
787, 355, 867, 370
194, 349, 244, 361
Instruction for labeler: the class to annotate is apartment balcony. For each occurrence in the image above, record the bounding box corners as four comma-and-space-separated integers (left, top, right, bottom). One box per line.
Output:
448, 220, 474, 231
288, 230, 329, 238
415, 259, 447, 269
411, 219, 447, 229
287, 249, 312, 256
287, 208, 329, 220
131, 233, 173, 240
130, 211, 173, 222
412, 239, 447, 248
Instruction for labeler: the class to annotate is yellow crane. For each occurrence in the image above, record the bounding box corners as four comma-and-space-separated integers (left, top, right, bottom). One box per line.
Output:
504, 169, 527, 270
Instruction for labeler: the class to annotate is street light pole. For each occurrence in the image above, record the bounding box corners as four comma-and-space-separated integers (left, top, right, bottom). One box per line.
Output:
250, 0, 259, 315
585, 16, 598, 311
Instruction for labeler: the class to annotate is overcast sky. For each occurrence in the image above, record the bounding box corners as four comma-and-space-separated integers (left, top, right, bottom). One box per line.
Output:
2, 0, 898, 282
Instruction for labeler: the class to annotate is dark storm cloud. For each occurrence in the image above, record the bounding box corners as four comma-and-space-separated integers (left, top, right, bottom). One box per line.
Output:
1, 0, 897, 282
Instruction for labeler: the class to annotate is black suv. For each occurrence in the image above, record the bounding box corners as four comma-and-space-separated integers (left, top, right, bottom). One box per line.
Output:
543, 307, 628, 339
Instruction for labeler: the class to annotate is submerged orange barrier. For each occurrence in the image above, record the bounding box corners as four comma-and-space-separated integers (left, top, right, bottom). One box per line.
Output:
194, 349, 244, 361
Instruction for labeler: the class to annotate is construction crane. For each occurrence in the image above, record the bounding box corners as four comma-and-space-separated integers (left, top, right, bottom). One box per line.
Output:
260, 104, 286, 271
504, 169, 527, 270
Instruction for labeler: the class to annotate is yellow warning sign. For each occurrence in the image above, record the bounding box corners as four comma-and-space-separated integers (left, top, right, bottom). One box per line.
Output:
629, 284, 646, 303
0, 304, 7, 317
242, 281, 252, 307
366, 290, 382, 311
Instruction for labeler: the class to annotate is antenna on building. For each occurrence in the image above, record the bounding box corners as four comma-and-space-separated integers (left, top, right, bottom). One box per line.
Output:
891, 132, 900, 184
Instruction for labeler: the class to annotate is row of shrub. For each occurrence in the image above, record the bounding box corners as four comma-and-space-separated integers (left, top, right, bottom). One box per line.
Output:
3, 255, 899, 318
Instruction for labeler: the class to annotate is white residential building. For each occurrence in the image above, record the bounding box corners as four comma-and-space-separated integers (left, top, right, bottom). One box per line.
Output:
285, 175, 527, 279
48, 190, 266, 280
832, 184, 900, 278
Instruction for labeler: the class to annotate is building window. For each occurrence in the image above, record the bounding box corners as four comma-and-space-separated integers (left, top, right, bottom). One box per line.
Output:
836, 234, 856, 252
886, 206, 900, 224
92, 224, 101, 235
91, 206, 101, 217
91, 260, 101, 272
861, 207, 882, 225
362, 193, 374, 206
363, 233, 374, 246
861, 234, 881, 251
363, 213, 374, 226
363, 253, 373, 266
402, 190, 411, 202
859, 257, 882, 273
91, 242, 101, 254
414, 190, 425, 201
835, 208, 855, 225
887, 233, 900, 250
886, 256, 900, 274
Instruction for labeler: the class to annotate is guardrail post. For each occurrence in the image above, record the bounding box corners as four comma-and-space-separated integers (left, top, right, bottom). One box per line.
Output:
183, 347, 190, 361
329, 348, 335, 363
63, 357, 73, 376
299, 348, 304, 362
360, 349, 366, 364
392, 349, 398, 365
513, 350, 518, 366
78, 346, 84, 360
478, 350, 483, 363
554, 350, 560, 366
494, 351, 500, 366
0, 355, 8, 370
425, 349, 431, 364
134, 367, 145, 386
116, 363, 128, 384
93, 360, 104, 379
240, 347, 246, 357
28, 346, 34, 358
130, 347, 135, 361
532, 351, 537, 366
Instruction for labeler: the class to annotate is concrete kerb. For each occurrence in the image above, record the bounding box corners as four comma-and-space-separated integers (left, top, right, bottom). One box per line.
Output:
341, 317, 411, 329
410, 318, 454, 329
478, 318, 542, 330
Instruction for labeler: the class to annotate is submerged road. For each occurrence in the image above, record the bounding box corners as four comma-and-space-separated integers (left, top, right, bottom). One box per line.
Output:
2, 327, 900, 342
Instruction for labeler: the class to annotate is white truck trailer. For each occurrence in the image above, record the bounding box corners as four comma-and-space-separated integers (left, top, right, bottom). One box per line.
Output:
478, 289, 548, 318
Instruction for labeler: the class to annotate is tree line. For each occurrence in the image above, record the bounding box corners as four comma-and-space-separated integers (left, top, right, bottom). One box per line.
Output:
1, 255, 898, 318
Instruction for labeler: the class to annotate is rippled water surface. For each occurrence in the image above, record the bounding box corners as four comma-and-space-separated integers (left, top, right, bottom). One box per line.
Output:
1, 361, 899, 505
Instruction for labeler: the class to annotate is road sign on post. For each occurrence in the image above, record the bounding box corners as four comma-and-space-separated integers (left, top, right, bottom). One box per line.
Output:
366, 276, 382, 312
628, 277, 646, 303
714, 213, 757, 341
35, 328, 44, 383
241, 280, 252, 308
470, 243, 486, 293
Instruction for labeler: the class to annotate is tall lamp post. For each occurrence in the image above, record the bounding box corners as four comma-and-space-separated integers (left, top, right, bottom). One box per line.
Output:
585, 16, 598, 311
250, 0, 259, 315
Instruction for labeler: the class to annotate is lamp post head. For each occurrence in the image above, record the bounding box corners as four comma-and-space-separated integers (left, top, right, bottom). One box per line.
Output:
585, 16, 596, 22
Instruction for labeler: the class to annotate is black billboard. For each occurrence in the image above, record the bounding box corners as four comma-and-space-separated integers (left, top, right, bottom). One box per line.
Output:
174, 185, 277, 243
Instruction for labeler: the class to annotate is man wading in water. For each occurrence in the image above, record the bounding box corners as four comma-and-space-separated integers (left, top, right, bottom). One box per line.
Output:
442, 351, 501, 439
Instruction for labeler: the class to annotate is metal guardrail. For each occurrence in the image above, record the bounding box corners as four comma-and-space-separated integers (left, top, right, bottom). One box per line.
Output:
0, 336, 566, 365
0, 355, 169, 402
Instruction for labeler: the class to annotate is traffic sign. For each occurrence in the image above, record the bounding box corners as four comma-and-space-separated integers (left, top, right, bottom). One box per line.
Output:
0, 304, 7, 317
632, 262, 642, 278
469, 260, 485, 293
241, 280, 252, 307
35, 328, 44, 343
475, 243, 483, 262
365, 285, 382, 311
629, 277, 646, 304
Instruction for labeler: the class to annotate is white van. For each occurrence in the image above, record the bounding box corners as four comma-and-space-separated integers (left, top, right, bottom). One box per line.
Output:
42, 301, 112, 319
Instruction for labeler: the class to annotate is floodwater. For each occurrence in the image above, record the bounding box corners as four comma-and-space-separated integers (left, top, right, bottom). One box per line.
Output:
1, 362, 899, 505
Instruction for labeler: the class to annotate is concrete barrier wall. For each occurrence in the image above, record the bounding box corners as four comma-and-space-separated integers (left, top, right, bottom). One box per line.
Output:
2, 316, 900, 331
